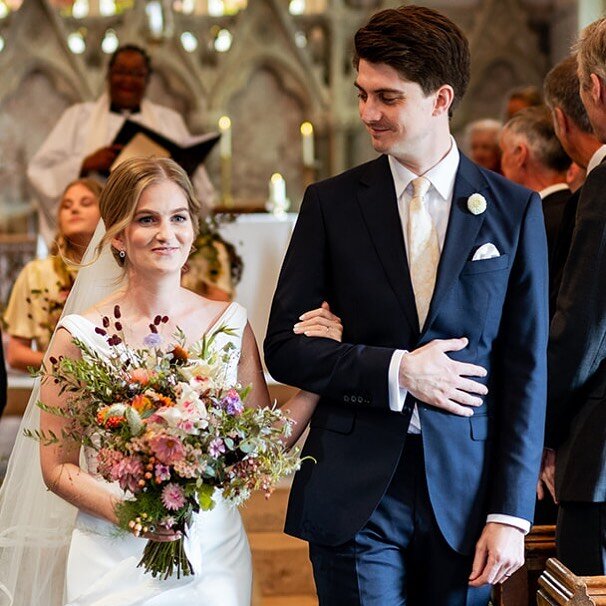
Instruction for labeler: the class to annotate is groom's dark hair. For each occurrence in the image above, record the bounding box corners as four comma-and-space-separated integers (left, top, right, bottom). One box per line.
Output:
353, 5, 470, 113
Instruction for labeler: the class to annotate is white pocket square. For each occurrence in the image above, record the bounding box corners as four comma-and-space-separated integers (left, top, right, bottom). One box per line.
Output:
472, 243, 500, 261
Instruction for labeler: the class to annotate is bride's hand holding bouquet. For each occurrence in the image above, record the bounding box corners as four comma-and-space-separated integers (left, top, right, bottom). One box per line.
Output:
30, 305, 302, 580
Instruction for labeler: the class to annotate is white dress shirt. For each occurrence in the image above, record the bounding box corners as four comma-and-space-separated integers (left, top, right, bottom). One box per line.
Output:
538, 182, 570, 200
586, 144, 606, 175
386, 138, 459, 429
385, 139, 530, 533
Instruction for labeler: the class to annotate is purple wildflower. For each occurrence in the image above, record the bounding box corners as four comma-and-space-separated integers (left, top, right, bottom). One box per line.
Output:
143, 333, 163, 348
209, 438, 226, 458
222, 389, 244, 416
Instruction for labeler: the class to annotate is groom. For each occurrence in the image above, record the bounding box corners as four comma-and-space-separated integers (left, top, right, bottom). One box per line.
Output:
265, 5, 548, 605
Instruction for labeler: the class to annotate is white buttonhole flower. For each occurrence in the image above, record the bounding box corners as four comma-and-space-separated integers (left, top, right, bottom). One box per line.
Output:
467, 193, 487, 215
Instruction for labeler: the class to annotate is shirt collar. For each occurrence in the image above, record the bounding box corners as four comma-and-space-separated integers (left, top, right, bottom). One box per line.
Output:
539, 183, 569, 199
109, 102, 141, 115
388, 136, 460, 201
587, 144, 606, 175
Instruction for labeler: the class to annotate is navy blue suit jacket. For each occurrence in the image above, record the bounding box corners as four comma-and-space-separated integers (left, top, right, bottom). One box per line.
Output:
264, 153, 548, 555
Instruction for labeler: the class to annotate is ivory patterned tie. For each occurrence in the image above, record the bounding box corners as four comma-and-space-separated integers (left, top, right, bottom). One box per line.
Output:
408, 176, 439, 328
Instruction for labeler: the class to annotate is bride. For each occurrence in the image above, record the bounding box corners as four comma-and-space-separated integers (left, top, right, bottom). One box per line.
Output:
0, 157, 342, 606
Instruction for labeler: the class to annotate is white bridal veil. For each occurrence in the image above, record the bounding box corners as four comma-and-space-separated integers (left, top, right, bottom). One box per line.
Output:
0, 222, 122, 606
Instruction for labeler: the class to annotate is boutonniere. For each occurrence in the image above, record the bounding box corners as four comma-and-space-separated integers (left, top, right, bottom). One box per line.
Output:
467, 193, 487, 215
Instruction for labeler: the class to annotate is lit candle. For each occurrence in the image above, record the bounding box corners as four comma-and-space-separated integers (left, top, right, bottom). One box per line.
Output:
218, 115, 232, 159
269, 173, 286, 204
300, 121, 314, 166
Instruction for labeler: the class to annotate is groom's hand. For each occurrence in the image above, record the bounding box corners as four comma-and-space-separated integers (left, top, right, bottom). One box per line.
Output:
398, 337, 488, 416
469, 522, 525, 586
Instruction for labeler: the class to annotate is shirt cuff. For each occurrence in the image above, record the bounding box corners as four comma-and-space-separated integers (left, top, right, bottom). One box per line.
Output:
388, 350, 408, 412
486, 514, 531, 534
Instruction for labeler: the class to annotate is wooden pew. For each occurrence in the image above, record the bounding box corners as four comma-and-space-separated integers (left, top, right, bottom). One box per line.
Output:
537, 558, 606, 605
492, 525, 556, 606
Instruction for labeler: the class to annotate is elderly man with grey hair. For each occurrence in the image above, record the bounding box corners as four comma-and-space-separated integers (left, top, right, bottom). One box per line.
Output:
540, 19, 606, 576
499, 106, 571, 270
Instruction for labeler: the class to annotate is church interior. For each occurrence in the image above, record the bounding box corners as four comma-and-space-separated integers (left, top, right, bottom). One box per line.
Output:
1, 1, 605, 605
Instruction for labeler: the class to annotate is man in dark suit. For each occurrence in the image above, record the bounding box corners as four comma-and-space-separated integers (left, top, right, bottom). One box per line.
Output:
499, 107, 571, 276
542, 55, 605, 314
540, 22, 606, 576
265, 6, 548, 605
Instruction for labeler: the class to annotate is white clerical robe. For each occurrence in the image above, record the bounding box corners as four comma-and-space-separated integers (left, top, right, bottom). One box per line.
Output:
27, 93, 216, 245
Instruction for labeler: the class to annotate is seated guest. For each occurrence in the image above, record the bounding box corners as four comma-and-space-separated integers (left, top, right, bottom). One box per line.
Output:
27, 44, 215, 247
463, 119, 503, 172
3, 179, 101, 372
504, 84, 543, 120
499, 106, 572, 275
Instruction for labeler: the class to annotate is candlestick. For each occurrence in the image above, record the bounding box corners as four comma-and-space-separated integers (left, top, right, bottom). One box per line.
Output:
300, 121, 314, 167
218, 115, 232, 159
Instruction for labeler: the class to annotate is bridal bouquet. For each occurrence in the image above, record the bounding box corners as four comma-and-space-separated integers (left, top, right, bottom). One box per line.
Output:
28, 306, 302, 580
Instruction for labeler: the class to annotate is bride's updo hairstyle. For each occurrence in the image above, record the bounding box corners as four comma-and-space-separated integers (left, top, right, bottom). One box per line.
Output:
98, 157, 202, 266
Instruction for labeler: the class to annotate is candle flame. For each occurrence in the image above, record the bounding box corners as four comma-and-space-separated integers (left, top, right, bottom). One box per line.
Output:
300, 121, 313, 136
218, 116, 231, 130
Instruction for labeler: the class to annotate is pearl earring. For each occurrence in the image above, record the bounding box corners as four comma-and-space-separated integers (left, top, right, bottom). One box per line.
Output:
119, 250, 126, 259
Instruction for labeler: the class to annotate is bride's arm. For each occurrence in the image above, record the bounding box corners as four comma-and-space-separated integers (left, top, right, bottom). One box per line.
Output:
238, 305, 343, 448
39, 327, 120, 525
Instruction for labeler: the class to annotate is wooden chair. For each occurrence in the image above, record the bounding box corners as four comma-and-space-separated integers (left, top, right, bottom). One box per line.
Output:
537, 558, 606, 605
492, 525, 557, 606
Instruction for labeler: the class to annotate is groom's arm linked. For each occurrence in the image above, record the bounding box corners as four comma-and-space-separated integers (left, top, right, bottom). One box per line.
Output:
264, 184, 486, 411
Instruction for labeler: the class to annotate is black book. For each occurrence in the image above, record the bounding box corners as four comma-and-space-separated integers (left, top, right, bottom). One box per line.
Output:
111, 119, 220, 176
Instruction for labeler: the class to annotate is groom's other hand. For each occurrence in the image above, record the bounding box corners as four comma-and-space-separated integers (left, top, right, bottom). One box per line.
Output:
468, 522, 525, 586
398, 337, 488, 416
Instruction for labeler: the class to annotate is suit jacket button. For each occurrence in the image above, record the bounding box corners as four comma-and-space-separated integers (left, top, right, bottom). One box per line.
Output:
344, 395, 350, 403
357, 396, 363, 403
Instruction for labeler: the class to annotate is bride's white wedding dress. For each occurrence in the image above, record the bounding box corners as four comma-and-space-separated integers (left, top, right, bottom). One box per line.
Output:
58, 302, 252, 606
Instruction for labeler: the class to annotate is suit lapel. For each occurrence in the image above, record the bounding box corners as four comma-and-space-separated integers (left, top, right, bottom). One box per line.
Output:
423, 154, 489, 334
356, 156, 419, 334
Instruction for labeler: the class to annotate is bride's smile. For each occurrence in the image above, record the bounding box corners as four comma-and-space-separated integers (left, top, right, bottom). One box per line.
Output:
116, 179, 194, 275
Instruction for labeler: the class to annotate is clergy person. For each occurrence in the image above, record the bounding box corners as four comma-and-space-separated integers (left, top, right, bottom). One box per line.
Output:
27, 44, 215, 245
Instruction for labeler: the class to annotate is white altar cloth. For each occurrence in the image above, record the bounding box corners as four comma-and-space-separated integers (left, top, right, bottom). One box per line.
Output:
220, 213, 297, 368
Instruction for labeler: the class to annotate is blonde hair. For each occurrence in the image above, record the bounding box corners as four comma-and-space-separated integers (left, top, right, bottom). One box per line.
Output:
98, 157, 201, 266
53, 177, 103, 262
575, 18, 606, 90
